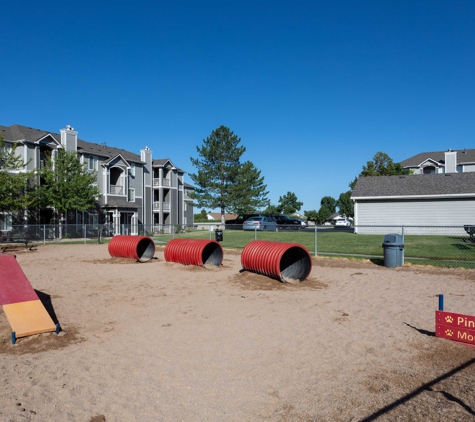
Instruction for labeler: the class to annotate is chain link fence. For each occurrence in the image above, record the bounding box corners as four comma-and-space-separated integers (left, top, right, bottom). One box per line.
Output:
1, 223, 474, 268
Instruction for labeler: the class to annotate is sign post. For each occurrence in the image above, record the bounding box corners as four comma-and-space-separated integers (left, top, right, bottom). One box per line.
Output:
435, 295, 475, 346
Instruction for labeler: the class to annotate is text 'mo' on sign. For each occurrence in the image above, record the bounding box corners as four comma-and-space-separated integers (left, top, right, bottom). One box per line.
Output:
435, 311, 475, 346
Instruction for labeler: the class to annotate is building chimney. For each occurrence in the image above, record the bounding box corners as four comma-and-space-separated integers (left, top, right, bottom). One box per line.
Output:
60, 125, 78, 152
444, 149, 457, 173
140, 146, 153, 227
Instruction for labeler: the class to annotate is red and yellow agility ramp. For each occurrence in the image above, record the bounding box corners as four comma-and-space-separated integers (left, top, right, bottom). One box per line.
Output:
0, 253, 60, 344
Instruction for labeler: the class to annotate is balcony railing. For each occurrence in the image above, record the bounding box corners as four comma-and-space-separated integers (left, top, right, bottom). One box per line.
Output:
153, 178, 170, 187
109, 185, 124, 195
153, 201, 170, 211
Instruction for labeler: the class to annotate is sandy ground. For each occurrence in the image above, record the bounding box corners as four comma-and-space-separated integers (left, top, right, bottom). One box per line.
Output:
0, 243, 474, 422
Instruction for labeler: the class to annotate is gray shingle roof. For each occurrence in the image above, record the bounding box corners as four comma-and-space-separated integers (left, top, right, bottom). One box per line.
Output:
0, 124, 61, 143
152, 158, 175, 167
0, 124, 143, 163
151, 158, 186, 173
352, 172, 475, 199
400, 149, 475, 167
77, 139, 142, 164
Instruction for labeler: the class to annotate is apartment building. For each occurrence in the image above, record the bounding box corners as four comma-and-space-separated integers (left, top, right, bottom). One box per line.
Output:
400, 148, 475, 174
0, 124, 193, 234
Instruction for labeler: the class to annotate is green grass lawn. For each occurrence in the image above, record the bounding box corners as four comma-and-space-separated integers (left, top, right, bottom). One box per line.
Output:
151, 229, 475, 268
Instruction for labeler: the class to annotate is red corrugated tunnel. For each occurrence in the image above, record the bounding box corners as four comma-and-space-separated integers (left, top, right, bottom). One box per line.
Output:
108, 235, 156, 262
164, 239, 223, 267
241, 240, 312, 283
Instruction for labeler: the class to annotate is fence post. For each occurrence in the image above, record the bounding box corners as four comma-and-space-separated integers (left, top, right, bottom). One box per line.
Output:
172, 224, 175, 239
83, 224, 86, 244
401, 225, 405, 265
43, 224, 46, 245
314, 224, 318, 256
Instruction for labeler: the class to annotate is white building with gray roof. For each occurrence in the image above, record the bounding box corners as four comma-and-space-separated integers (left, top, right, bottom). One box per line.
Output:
351, 172, 475, 234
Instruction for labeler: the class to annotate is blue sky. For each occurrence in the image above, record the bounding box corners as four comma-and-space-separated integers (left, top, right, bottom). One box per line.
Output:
2, 1, 475, 213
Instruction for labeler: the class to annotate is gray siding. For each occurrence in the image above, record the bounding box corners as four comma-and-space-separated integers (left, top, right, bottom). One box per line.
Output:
184, 201, 193, 225
170, 188, 178, 224
1, 124, 192, 230
26, 144, 36, 170
355, 198, 475, 234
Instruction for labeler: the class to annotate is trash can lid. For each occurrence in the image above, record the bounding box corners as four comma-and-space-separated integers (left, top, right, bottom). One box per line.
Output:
382, 243, 404, 248
383, 233, 403, 245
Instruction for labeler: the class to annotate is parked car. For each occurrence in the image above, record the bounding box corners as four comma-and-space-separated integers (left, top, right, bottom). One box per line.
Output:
272, 215, 302, 230
225, 214, 260, 230
294, 218, 308, 228
334, 217, 351, 227
243, 216, 277, 231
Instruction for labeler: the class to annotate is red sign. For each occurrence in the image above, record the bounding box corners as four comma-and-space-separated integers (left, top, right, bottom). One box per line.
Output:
435, 311, 475, 346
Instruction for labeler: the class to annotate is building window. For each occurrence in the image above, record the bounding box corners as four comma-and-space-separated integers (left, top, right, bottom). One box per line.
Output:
128, 188, 135, 202
109, 167, 124, 195
184, 202, 187, 211
89, 213, 99, 229
0, 143, 12, 153
130, 163, 135, 177
0, 143, 13, 168
39, 148, 52, 169
423, 166, 436, 174
0, 214, 12, 230
88, 155, 98, 171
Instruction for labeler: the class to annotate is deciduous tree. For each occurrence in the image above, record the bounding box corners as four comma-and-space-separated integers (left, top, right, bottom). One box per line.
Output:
0, 137, 34, 216
320, 196, 336, 214
347, 151, 408, 205
317, 205, 332, 223
336, 191, 354, 217
360, 151, 408, 178
277, 191, 303, 215
35, 149, 100, 229
304, 210, 320, 224
194, 209, 209, 222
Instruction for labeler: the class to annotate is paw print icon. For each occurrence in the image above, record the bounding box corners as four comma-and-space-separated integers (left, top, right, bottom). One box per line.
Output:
445, 315, 454, 324
445, 329, 454, 337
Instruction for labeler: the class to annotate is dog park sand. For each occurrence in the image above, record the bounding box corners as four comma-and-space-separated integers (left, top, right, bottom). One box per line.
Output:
1, 243, 475, 422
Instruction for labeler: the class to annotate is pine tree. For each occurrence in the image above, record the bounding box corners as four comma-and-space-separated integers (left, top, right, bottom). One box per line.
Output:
189, 126, 269, 224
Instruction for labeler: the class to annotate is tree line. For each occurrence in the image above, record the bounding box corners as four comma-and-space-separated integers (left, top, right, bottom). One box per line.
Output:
2, 127, 407, 229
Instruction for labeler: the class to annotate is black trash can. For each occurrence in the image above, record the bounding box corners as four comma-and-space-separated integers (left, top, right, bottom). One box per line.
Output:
215, 229, 223, 242
382, 234, 404, 267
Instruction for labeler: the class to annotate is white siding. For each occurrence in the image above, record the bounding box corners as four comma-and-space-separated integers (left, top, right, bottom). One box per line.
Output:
463, 164, 475, 172
354, 198, 475, 234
